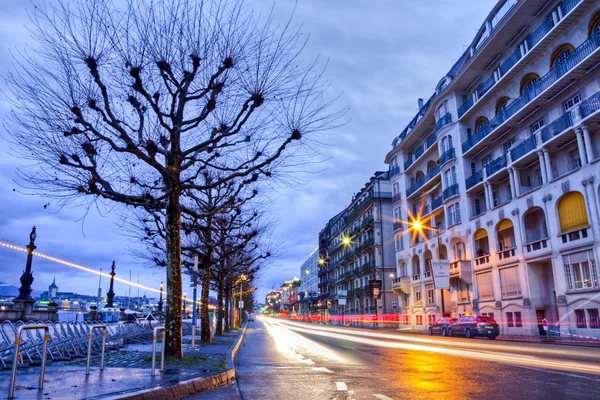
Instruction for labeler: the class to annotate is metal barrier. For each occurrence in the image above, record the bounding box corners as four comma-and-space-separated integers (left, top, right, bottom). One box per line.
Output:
8, 324, 49, 399
86, 324, 107, 375
151, 326, 165, 377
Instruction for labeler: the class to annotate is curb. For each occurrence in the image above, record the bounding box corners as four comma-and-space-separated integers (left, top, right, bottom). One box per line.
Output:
110, 324, 248, 400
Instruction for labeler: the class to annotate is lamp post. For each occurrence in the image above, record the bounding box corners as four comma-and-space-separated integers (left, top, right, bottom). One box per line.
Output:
158, 282, 164, 312
106, 261, 116, 308
16, 227, 37, 301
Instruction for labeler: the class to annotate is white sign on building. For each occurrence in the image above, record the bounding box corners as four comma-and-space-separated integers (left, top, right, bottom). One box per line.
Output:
338, 290, 347, 306
431, 260, 450, 290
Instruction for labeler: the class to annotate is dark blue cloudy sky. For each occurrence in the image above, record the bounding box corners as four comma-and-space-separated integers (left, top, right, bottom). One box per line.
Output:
0, 0, 496, 302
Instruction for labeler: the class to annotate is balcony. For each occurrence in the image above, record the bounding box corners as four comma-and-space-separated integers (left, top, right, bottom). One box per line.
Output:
443, 183, 459, 200
393, 221, 403, 231
541, 112, 574, 143
524, 238, 548, 255
510, 134, 537, 162
412, 274, 421, 281
345, 191, 392, 223
439, 148, 456, 166
525, 13, 554, 50
426, 132, 437, 148
560, 227, 589, 244
458, 96, 474, 119
474, 254, 491, 268
423, 271, 432, 281
431, 196, 443, 212
404, 157, 414, 171
406, 165, 440, 198
485, 154, 507, 178
465, 170, 483, 190
414, 145, 425, 161
499, 47, 522, 76
435, 112, 452, 132
476, 74, 496, 99
462, 31, 600, 155
449, 260, 472, 284
390, 165, 401, 177
361, 216, 375, 229
392, 276, 410, 295
580, 90, 600, 119
497, 247, 516, 260
392, 194, 401, 204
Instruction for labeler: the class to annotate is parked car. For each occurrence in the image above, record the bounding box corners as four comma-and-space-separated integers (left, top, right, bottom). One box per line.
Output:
448, 315, 499, 339
428, 317, 457, 336
248, 314, 255, 322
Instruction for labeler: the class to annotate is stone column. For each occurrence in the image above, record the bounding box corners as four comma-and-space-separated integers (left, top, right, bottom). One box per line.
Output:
484, 182, 493, 211
508, 168, 517, 199
575, 128, 588, 166
543, 149, 553, 181
581, 125, 595, 164
513, 168, 521, 197
582, 177, 600, 239
537, 151, 548, 184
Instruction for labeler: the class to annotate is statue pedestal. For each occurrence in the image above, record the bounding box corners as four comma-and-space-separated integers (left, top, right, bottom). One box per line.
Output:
12, 298, 35, 321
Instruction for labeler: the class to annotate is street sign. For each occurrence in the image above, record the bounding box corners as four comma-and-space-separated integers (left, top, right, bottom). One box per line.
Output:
542, 318, 548, 331
431, 260, 451, 290
338, 290, 347, 306
369, 280, 382, 299
391, 301, 398, 309
239, 300, 244, 309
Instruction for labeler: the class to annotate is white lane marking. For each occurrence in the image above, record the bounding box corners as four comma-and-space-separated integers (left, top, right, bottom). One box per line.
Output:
312, 367, 333, 373
373, 395, 394, 400
503, 363, 600, 382
336, 382, 348, 391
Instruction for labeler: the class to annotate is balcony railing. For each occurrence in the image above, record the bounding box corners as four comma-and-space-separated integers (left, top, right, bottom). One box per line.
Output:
392, 194, 401, 204
525, 238, 548, 253
474, 254, 490, 266
510, 134, 537, 162
423, 271, 432, 279
414, 145, 425, 160
461, 31, 600, 154
431, 196, 443, 211
499, 47, 522, 76
526, 14, 554, 50
458, 96, 474, 118
476, 74, 496, 99
389, 165, 401, 177
393, 221, 403, 231
485, 154, 507, 177
560, 227, 589, 244
435, 112, 452, 132
404, 157, 414, 171
406, 165, 440, 197
439, 148, 456, 166
443, 183, 459, 200
541, 112, 574, 143
465, 170, 483, 190
498, 247, 516, 260
579, 90, 600, 119
412, 274, 421, 281
426, 132, 438, 148
560, 0, 583, 22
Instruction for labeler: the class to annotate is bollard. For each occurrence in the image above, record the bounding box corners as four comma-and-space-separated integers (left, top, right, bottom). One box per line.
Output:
151, 326, 166, 376
8, 324, 50, 399
86, 324, 107, 375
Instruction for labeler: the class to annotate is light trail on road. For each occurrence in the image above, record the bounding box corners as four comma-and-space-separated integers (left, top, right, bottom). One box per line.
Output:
266, 318, 600, 377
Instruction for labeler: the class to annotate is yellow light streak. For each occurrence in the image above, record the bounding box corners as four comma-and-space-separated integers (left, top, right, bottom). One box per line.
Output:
0, 239, 212, 307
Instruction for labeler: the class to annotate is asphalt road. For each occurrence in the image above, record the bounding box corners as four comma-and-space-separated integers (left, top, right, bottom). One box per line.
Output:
190, 317, 600, 400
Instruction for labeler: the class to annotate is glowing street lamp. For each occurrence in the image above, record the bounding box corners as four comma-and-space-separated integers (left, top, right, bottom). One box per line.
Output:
342, 236, 352, 246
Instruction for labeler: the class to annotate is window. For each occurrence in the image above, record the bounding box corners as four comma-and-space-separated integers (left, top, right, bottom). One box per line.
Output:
588, 309, 600, 329
475, 117, 489, 133
476, 272, 494, 300
448, 204, 456, 226
514, 311, 522, 327
575, 309, 587, 328
503, 137, 515, 154
570, 150, 581, 169
530, 119, 544, 135
414, 287, 422, 305
455, 279, 469, 302
506, 312, 514, 327
564, 94, 581, 112
437, 101, 448, 119
481, 154, 492, 168
564, 250, 599, 290
426, 284, 435, 305
416, 315, 423, 325
550, 45, 574, 68
495, 97, 510, 115
500, 267, 521, 298
590, 13, 600, 37
558, 192, 589, 233
520, 73, 539, 94
427, 314, 436, 325
482, 312, 495, 320
474, 198, 483, 216
493, 191, 500, 208
395, 234, 404, 251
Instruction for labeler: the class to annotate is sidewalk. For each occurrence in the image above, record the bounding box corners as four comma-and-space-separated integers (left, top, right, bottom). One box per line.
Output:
0, 328, 246, 400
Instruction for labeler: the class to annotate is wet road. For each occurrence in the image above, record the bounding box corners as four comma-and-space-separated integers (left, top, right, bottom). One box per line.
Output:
190, 317, 600, 400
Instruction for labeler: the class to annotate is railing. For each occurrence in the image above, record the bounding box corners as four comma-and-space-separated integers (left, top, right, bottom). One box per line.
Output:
579, 90, 600, 119
426, 132, 438, 148
560, 0, 583, 18
392, 194, 401, 204
560, 227, 589, 244
86, 324, 107, 375
361, 216, 375, 229
541, 112, 574, 143
458, 96, 474, 118
152, 326, 166, 376
443, 183, 459, 200
414, 145, 425, 160
448, 48, 472, 78
393, 221, 403, 231
404, 157, 414, 171
439, 148, 455, 166
485, 154, 507, 177
476, 75, 496, 99
511, 135, 537, 162
499, 47, 522, 76
8, 325, 50, 399
431, 196, 443, 211
406, 165, 440, 197
498, 247, 516, 260
412, 274, 421, 281
435, 112, 452, 132
526, 14, 554, 50
424, 271, 432, 279
389, 165, 401, 177
462, 31, 600, 154
465, 170, 483, 190
474, 254, 490, 266
525, 238, 548, 253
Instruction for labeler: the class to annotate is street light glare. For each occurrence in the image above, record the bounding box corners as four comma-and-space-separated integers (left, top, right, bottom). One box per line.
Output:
411, 220, 422, 231
342, 236, 352, 245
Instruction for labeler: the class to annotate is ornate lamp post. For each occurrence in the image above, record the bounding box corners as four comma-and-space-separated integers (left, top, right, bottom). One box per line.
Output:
106, 261, 116, 308
157, 282, 164, 312
16, 226, 37, 301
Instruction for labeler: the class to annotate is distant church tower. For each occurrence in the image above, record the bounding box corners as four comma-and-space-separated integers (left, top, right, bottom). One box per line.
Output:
49, 277, 58, 299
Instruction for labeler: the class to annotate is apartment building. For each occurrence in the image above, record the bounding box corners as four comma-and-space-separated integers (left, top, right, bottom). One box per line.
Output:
318, 171, 396, 318
386, 0, 600, 337
298, 249, 320, 315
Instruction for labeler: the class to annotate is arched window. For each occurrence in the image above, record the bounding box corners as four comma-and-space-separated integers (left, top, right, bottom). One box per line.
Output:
427, 161, 437, 173
589, 13, 600, 37
520, 73, 540, 94
438, 244, 448, 260
523, 207, 548, 243
475, 116, 489, 133
415, 171, 425, 181
557, 192, 589, 233
453, 241, 465, 261
496, 219, 516, 251
474, 229, 489, 257
550, 44, 575, 68
412, 255, 421, 275
495, 97, 510, 115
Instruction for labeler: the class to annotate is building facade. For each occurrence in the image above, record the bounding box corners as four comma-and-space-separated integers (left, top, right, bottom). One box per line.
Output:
386, 0, 600, 337
320, 171, 396, 318
298, 249, 320, 315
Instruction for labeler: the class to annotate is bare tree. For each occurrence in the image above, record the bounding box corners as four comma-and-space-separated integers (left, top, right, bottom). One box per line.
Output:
4, 0, 345, 356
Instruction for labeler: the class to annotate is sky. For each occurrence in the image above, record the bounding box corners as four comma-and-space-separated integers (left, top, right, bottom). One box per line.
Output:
0, 0, 497, 303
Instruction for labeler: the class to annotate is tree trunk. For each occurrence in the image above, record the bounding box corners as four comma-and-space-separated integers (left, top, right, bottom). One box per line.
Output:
200, 253, 212, 342
216, 278, 224, 336
224, 286, 230, 331
164, 190, 183, 357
